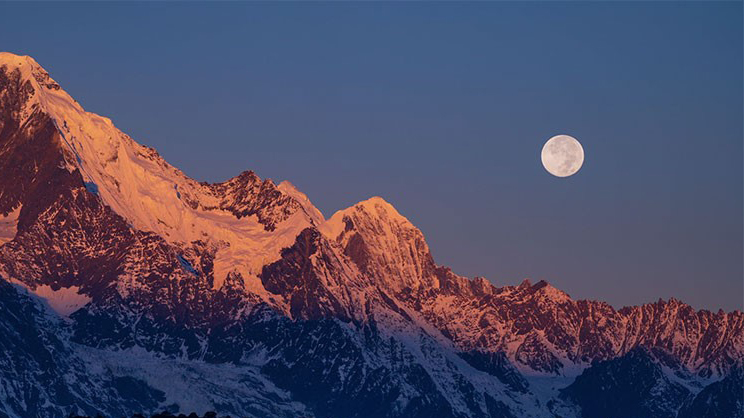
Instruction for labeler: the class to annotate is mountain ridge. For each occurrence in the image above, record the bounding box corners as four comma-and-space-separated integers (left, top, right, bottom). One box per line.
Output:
0, 52, 741, 418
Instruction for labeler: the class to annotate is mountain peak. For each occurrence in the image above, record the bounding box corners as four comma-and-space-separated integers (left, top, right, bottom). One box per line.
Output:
353, 196, 411, 224
319, 195, 440, 293
277, 181, 325, 226
0, 52, 61, 91
358, 195, 393, 206
531, 279, 572, 302
0, 52, 40, 70
322, 195, 413, 240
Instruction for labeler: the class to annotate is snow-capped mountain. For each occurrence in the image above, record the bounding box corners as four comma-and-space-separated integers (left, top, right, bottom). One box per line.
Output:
0, 52, 741, 418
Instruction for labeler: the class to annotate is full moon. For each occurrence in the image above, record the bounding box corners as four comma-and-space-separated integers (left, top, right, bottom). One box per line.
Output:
541, 135, 584, 177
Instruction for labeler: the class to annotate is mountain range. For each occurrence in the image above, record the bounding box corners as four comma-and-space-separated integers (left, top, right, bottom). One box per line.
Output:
0, 52, 741, 418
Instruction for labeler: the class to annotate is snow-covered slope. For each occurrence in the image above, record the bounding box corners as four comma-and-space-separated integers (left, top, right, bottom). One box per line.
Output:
0, 52, 742, 418
0, 52, 319, 294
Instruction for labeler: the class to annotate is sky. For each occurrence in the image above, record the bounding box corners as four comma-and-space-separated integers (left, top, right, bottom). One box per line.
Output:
1, 2, 741, 311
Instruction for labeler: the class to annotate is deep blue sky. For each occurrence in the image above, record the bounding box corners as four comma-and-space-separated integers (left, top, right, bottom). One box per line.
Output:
1, 2, 741, 311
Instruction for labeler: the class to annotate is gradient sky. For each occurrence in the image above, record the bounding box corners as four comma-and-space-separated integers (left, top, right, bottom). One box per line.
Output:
1, 2, 741, 311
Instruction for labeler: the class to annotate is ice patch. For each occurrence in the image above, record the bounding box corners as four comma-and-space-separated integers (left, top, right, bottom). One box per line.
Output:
10, 279, 91, 316
34, 284, 91, 316
177, 254, 198, 276
84, 181, 99, 196
0, 204, 22, 245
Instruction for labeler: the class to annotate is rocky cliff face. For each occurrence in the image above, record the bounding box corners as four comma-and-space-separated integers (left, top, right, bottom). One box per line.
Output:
0, 52, 741, 418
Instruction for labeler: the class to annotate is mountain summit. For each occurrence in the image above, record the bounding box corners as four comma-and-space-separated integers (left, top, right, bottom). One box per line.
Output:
0, 53, 741, 418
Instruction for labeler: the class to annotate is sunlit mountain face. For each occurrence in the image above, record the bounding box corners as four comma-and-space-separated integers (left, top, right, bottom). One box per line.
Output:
0, 52, 742, 418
